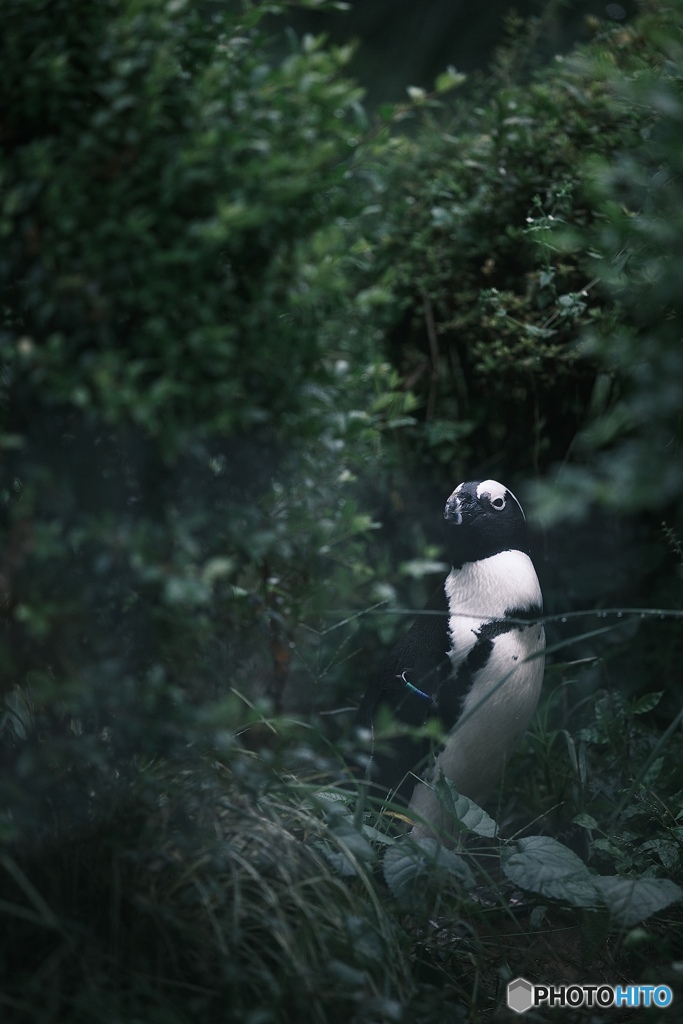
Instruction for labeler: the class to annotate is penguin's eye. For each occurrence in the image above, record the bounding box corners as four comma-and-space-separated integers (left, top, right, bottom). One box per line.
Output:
491, 496, 506, 510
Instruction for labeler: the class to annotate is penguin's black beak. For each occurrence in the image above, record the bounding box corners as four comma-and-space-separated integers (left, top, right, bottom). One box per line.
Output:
444, 493, 464, 525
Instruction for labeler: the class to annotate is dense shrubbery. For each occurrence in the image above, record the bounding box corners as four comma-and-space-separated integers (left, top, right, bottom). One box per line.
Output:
1, 5, 398, 1012
341, 9, 682, 499
532, 13, 683, 519
0, 0, 392, 751
1, 0, 683, 1020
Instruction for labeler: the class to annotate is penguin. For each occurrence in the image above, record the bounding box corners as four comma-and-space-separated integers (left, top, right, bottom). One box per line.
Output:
356, 478, 545, 839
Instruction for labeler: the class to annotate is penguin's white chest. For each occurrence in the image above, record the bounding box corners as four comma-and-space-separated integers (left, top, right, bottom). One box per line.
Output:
409, 549, 545, 838
444, 549, 543, 670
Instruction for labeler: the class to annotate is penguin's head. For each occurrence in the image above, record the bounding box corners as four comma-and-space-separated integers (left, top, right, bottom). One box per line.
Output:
444, 478, 529, 565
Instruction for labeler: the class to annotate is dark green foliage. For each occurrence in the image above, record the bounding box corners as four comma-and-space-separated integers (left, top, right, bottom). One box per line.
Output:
0, 0, 391, 735
341, 13, 679, 487
1, 0, 367, 440
0, 7, 398, 1011
531, 11, 683, 518
0, 761, 409, 1024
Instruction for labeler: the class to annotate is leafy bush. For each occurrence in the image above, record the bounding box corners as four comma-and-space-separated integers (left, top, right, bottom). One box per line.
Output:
530, 8, 683, 519
0, 4, 397, 1011
335, 4, 683, 507
0, 0, 396, 758
2, 0, 368, 440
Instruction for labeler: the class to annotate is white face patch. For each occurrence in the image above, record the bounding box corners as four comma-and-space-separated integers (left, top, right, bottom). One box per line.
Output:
476, 479, 525, 520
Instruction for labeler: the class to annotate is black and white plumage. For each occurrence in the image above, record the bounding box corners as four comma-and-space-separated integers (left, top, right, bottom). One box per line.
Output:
356, 479, 545, 839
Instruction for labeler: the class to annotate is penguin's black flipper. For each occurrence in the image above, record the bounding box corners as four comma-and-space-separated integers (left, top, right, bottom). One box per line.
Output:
355, 583, 452, 802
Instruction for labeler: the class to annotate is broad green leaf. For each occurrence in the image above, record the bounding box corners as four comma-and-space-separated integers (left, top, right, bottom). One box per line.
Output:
593, 876, 682, 927
632, 692, 663, 715
573, 813, 599, 830
315, 823, 376, 877
502, 835, 600, 907
383, 837, 476, 908
432, 778, 498, 837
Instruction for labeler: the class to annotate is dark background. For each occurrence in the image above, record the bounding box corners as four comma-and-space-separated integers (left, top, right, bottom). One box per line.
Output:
285, 0, 636, 106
